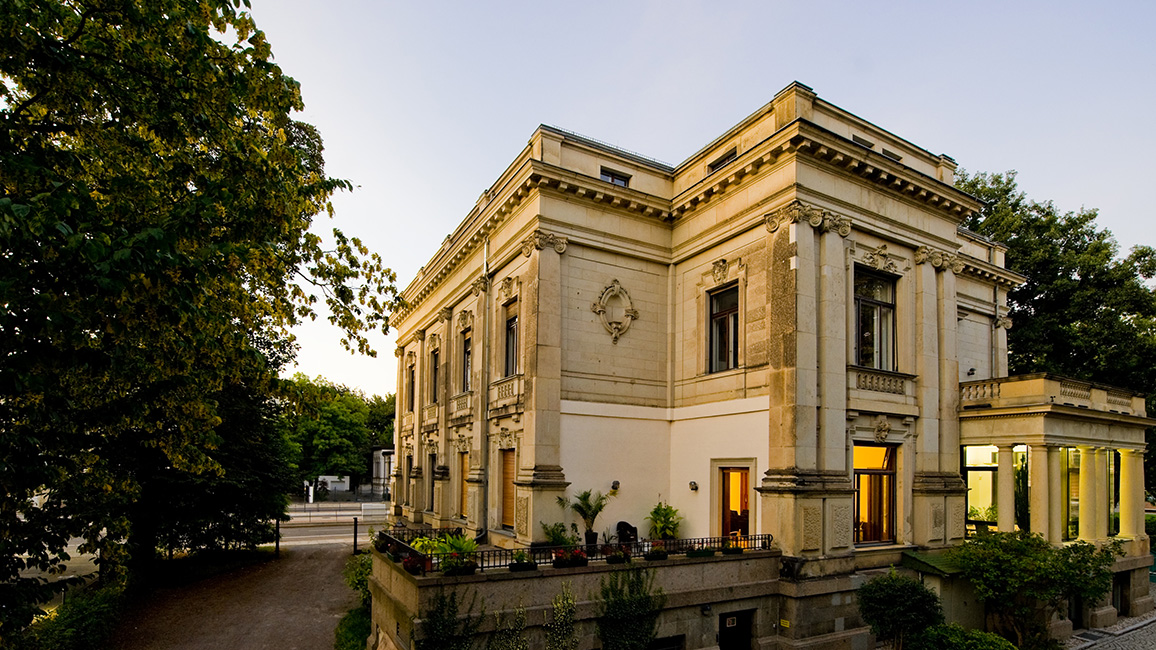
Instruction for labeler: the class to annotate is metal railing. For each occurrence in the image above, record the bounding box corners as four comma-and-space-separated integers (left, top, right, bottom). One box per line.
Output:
375, 531, 774, 575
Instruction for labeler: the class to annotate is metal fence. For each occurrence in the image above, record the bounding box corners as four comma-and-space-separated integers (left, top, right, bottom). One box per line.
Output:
375, 530, 774, 575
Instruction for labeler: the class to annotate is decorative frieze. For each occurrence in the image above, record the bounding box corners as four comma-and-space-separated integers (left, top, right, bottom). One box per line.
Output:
863, 244, 899, 274
712, 259, 730, 285
415, 330, 426, 341
427, 333, 440, 352
453, 435, 471, 453
438, 307, 453, 322
764, 200, 852, 238
498, 276, 521, 303
521, 230, 568, 257
471, 275, 490, 296
590, 279, 639, 345
492, 427, 516, 450
873, 415, 892, 443
457, 310, 474, 331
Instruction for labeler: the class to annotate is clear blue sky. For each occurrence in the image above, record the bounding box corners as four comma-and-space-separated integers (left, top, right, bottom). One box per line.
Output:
246, 0, 1156, 395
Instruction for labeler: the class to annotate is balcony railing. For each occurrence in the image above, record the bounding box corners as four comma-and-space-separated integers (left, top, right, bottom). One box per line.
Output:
449, 392, 474, 420
959, 374, 1144, 415
489, 374, 523, 410
375, 530, 775, 575
849, 366, 912, 396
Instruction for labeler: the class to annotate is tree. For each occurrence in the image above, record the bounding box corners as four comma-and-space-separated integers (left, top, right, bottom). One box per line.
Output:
367, 392, 396, 449
0, 0, 398, 633
283, 374, 385, 493
957, 170, 1156, 495
949, 530, 1120, 647
856, 569, 944, 650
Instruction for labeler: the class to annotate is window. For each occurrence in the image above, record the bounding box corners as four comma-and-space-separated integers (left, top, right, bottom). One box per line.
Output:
406, 365, 415, 412
458, 452, 469, 518
854, 269, 896, 371
708, 148, 737, 173
853, 444, 896, 544
600, 167, 630, 188
708, 285, 739, 373
720, 467, 749, 537
461, 334, 472, 392
501, 449, 516, 529
426, 453, 436, 513
429, 350, 439, 403
504, 310, 518, 377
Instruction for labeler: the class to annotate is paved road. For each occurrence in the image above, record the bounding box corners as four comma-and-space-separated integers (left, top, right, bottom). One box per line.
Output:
110, 543, 359, 650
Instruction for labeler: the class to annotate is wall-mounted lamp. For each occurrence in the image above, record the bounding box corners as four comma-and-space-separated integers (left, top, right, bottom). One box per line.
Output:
611, 480, 620, 491
700, 604, 712, 616
689, 481, 699, 491
967, 368, 977, 376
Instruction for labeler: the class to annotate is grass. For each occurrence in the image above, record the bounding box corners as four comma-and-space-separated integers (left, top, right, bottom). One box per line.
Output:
334, 605, 371, 650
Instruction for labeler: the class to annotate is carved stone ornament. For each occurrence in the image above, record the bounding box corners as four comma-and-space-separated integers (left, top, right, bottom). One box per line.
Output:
438, 307, 453, 322
415, 329, 426, 341
873, 414, 892, 443
915, 246, 965, 273
427, 333, 440, 352
453, 435, 471, 453
994, 315, 1014, 330
421, 431, 439, 452
402, 443, 414, 458
492, 427, 516, 450
712, 259, 729, 285
471, 275, 490, 296
457, 310, 474, 331
864, 244, 899, 274
405, 351, 416, 364
765, 200, 825, 233
521, 230, 569, 257
498, 276, 521, 302
591, 279, 640, 345
822, 214, 853, 238
394, 346, 404, 358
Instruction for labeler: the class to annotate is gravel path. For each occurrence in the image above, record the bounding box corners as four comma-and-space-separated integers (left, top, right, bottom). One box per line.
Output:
110, 544, 358, 650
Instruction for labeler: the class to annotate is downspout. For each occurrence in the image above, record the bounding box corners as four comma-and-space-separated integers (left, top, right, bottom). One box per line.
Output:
477, 238, 492, 543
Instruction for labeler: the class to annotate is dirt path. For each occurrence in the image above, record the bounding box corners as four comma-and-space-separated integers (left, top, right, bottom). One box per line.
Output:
111, 544, 359, 650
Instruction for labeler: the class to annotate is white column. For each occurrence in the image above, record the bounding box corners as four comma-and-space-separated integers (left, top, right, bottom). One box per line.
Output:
1029, 445, 1049, 537
1047, 446, 1063, 544
1078, 445, 1095, 541
997, 445, 1015, 532
1119, 449, 1142, 539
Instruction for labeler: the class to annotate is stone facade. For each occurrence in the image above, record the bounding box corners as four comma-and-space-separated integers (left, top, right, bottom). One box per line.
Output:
387, 81, 1153, 648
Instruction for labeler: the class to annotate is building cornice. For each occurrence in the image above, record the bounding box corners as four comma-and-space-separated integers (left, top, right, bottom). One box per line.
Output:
955, 254, 1025, 288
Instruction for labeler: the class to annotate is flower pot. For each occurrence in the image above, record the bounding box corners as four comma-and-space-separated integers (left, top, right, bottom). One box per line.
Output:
404, 563, 422, 575
687, 549, 716, 558
606, 555, 628, 565
643, 551, 668, 561
508, 561, 538, 572
443, 562, 478, 577
552, 558, 570, 569
721, 547, 744, 555
571, 557, 588, 568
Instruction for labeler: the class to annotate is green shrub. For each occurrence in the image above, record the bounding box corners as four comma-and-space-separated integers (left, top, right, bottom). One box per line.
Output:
544, 582, 578, 650
334, 605, 372, 650
910, 623, 1016, 650
645, 502, 682, 540
343, 553, 372, 607
415, 590, 483, 650
595, 567, 667, 650
856, 569, 943, 650
1146, 514, 1156, 552
16, 581, 125, 650
540, 521, 579, 546
485, 605, 528, 650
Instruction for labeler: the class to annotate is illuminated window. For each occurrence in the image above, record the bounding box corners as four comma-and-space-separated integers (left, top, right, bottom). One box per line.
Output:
504, 305, 518, 377
854, 444, 896, 545
461, 334, 472, 392
501, 449, 516, 529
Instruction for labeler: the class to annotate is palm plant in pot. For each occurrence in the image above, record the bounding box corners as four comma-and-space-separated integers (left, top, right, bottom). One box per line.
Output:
557, 487, 617, 550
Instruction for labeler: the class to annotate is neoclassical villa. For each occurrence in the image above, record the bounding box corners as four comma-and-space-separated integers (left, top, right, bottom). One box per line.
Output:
383, 82, 1153, 649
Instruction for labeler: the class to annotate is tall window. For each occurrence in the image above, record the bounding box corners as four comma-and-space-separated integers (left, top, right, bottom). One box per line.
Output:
458, 452, 469, 519
854, 444, 896, 545
854, 269, 896, 371
501, 449, 516, 529
720, 467, 750, 537
504, 310, 518, 377
709, 285, 739, 373
429, 350, 439, 403
426, 453, 436, 513
406, 365, 415, 412
461, 334, 472, 392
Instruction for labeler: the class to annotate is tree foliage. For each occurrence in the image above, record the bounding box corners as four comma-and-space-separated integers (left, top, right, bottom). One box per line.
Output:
948, 531, 1120, 647
856, 569, 943, 650
0, 0, 398, 634
956, 171, 1156, 394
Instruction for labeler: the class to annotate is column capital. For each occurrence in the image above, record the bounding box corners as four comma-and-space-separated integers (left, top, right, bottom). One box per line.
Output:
521, 229, 568, 257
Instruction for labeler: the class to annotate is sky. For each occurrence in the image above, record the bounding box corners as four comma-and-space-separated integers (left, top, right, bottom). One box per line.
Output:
244, 0, 1156, 397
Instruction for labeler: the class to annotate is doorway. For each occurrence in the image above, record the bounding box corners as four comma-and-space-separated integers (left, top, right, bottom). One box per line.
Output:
718, 609, 754, 650
720, 467, 750, 537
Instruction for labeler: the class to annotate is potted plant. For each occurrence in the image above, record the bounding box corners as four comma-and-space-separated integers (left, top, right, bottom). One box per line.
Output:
686, 544, 718, 558
721, 539, 744, 555
557, 487, 618, 550
552, 547, 588, 568
646, 501, 683, 540
643, 540, 668, 561
402, 554, 426, 575
440, 552, 478, 576
508, 549, 538, 572
603, 544, 631, 565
